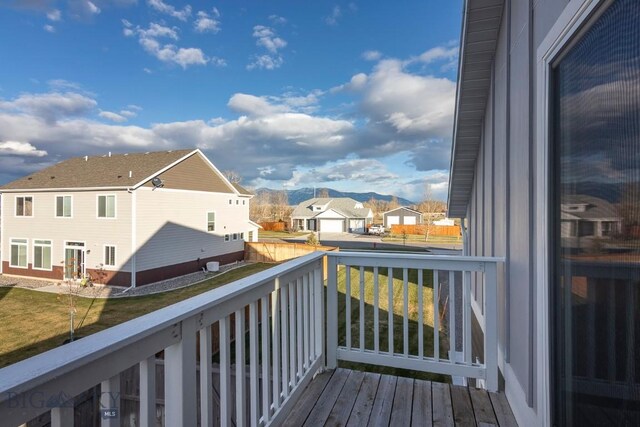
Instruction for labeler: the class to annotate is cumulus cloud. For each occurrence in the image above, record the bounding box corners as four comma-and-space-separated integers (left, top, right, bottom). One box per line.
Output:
123, 21, 215, 69
0, 141, 47, 157
147, 0, 191, 21
99, 110, 127, 122
247, 25, 286, 70
67, 0, 100, 20
0, 92, 97, 124
268, 14, 286, 25
330, 73, 367, 93
194, 9, 220, 33
362, 50, 381, 61
416, 46, 458, 64
43, 24, 55, 32
46, 9, 61, 21
286, 158, 399, 187
227, 94, 289, 116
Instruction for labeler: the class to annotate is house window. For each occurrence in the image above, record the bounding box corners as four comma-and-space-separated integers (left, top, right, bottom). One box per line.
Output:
97, 195, 116, 218
15, 196, 33, 217
551, 1, 640, 424
243, 200, 246, 205
240, 232, 245, 240
207, 212, 216, 232
56, 196, 72, 217
10, 239, 28, 268
229, 199, 232, 205
236, 200, 239, 205
33, 240, 52, 270
232, 233, 238, 241
248, 231, 254, 241
104, 245, 116, 267
224, 234, 230, 242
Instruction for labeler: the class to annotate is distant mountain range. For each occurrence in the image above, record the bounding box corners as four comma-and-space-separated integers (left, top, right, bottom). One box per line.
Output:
255, 187, 415, 206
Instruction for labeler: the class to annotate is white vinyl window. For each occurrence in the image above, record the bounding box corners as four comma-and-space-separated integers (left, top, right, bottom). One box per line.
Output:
207, 212, 216, 232
33, 240, 52, 270
10, 238, 28, 268
15, 196, 33, 217
232, 233, 238, 241
229, 199, 232, 205
97, 195, 116, 218
240, 232, 245, 240
224, 234, 230, 242
56, 195, 72, 217
104, 245, 116, 267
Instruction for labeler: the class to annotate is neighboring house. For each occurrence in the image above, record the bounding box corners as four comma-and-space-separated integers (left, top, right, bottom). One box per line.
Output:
560, 195, 622, 243
0, 149, 259, 287
448, 0, 639, 425
382, 206, 423, 228
291, 198, 373, 233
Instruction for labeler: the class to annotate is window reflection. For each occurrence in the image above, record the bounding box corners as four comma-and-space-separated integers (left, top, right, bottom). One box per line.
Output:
553, 0, 640, 425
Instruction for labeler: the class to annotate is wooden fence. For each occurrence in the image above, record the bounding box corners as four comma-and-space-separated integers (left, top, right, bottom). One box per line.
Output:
390, 224, 461, 237
258, 221, 287, 231
245, 242, 338, 263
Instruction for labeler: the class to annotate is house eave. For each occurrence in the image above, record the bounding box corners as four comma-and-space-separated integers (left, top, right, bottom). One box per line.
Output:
447, 0, 505, 218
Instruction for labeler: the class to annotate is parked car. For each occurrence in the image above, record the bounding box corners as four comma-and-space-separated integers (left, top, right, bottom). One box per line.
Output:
368, 224, 386, 235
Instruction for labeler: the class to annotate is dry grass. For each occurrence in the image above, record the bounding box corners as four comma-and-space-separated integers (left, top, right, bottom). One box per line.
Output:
0, 263, 273, 368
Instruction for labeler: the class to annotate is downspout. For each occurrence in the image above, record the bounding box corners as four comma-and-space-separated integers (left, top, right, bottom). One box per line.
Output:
461, 218, 469, 256
122, 187, 137, 292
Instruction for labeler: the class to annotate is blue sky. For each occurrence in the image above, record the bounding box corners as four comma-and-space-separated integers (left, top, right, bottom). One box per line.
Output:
0, 0, 462, 201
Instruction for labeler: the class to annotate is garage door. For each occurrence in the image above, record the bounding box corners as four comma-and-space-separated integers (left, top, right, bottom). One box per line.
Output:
387, 216, 400, 227
404, 216, 417, 225
349, 219, 365, 233
320, 219, 344, 232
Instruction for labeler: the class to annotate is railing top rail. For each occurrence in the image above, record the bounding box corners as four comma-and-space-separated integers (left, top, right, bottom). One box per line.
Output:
0, 251, 325, 399
325, 251, 504, 264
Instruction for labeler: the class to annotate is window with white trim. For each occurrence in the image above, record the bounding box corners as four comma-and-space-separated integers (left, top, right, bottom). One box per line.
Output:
97, 195, 116, 218
104, 245, 116, 267
224, 234, 230, 242
240, 232, 245, 240
10, 239, 28, 268
229, 199, 232, 205
232, 233, 238, 241
207, 212, 216, 232
15, 196, 33, 217
33, 240, 52, 270
56, 196, 72, 217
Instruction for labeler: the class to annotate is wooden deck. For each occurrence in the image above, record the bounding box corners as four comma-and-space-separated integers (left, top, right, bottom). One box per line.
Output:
282, 368, 518, 426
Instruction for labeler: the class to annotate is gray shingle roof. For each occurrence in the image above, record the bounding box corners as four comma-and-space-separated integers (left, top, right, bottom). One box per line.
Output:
231, 182, 253, 196
561, 195, 619, 219
292, 197, 372, 219
0, 149, 195, 190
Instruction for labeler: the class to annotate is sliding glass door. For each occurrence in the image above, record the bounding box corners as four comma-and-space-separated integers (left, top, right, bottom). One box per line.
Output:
552, 0, 640, 425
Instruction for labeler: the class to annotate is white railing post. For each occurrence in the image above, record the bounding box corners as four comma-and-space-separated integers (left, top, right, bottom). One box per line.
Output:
139, 356, 156, 427
235, 308, 247, 427
326, 255, 338, 368
165, 317, 197, 427
220, 317, 232, 427
314, 264, 324, 362
100, 374, 120, 427
199, 325, 213, 427
51, 406, 74, 427
484, 262, 499, 391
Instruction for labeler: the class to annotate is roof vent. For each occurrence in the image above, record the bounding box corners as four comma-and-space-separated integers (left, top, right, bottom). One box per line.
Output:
129, 171, 132, 178
50, 176, 55, 179
27, 177, 32, 180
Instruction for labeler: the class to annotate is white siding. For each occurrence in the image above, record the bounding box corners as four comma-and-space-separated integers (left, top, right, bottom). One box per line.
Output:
1, 190, 133, 273
134, 188, 249, 271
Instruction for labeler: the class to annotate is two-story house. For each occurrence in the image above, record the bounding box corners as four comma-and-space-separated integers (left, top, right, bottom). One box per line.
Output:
0, 149, 259, 287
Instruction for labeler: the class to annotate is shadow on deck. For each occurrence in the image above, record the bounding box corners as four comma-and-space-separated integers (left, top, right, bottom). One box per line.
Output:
282, 368, 518, 426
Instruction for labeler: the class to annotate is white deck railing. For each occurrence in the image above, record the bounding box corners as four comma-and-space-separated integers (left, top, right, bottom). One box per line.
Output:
0, 252, 325, 427
0, 251, 501, 427
325, 252, 500, 391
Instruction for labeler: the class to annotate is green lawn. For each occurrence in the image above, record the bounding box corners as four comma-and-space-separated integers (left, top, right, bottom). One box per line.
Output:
0, 263, 273, 368
336, 266, 450, 382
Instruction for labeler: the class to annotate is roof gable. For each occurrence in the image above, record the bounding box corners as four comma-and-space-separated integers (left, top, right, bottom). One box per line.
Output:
383, 206, 423, 216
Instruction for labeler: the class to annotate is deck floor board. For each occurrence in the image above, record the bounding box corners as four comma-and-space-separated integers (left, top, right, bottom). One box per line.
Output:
282, 369, 518, 426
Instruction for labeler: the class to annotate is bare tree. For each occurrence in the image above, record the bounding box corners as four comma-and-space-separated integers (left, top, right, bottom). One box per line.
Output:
223, 170, 242, 184
271, 189, 290, 222
418, 184, 447, 241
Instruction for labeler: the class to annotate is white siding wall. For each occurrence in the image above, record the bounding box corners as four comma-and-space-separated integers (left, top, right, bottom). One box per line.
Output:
134, 188, 249, 271
1, 190, 133, 273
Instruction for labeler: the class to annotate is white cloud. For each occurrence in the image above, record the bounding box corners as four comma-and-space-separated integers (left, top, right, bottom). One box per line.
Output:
331, 73, 367, 93
268, 15, 286, 25
285, 158, 399, 187
143, 67, 152, 74
147, 0, 191, 21
252, 25, 286, 54
124, 21, 213, 69
43, 24, 55, 33
324, 5, 341, 25
416, 46, 458, 64
0, 92, 97, 124
362, 50, 381, 61
46, 9, 61, 21
194, 10, 220, 33
227, 93, 289, 116
0, 141, 47, 157
247, 54, 283, 70
99, 110, 127, 122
